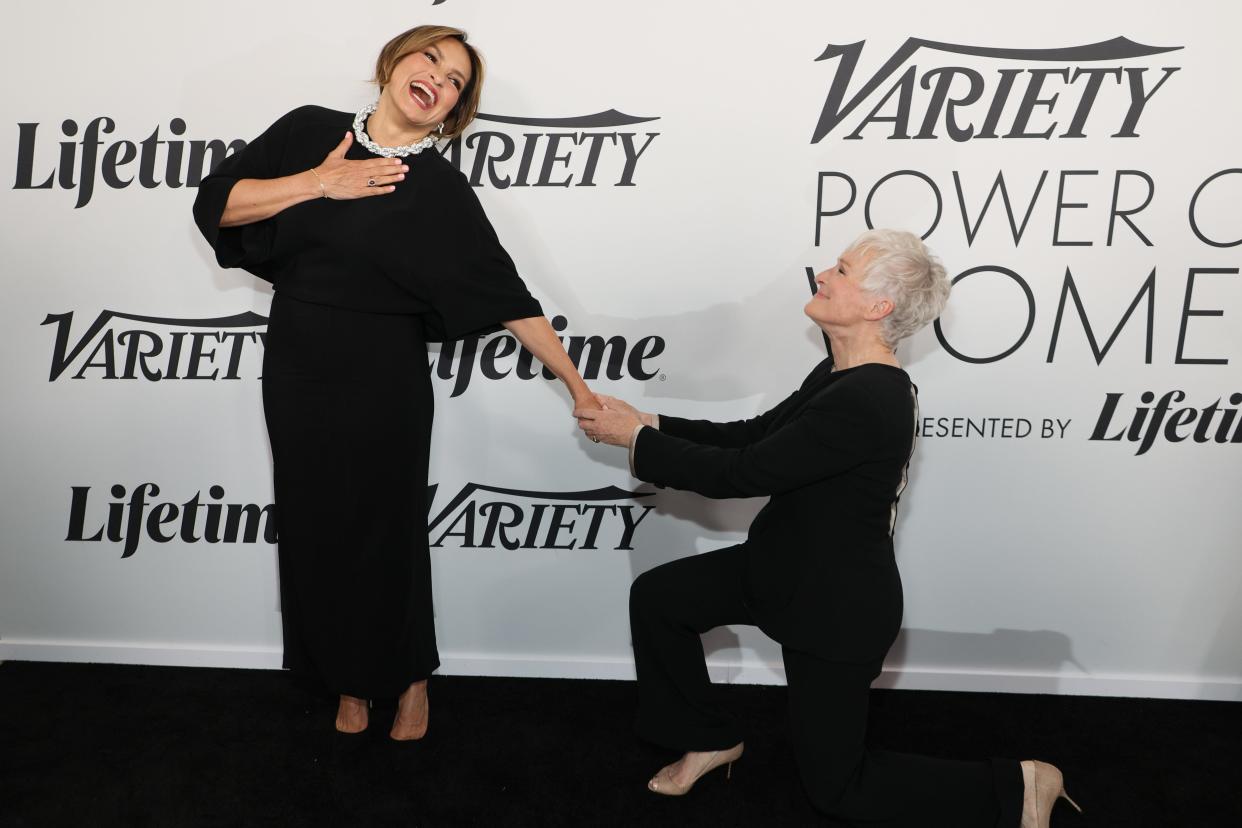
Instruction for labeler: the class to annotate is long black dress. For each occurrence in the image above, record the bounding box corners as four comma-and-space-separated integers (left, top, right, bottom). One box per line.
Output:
193, 105, 542, 698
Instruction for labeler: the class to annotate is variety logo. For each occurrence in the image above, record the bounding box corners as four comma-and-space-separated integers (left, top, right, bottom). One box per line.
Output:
441, 109, 660, 188
45, 311, 665, 390
428, 482, 654, 551
811, 36, 1181, 143
66, 481, 658, 557
43, 310, 267, 381
14, 107, 659, 206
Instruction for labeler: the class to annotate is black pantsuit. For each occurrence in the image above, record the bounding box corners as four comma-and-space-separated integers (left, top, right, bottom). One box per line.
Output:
629, 359, 1022, 826
630, 544, 1020, 825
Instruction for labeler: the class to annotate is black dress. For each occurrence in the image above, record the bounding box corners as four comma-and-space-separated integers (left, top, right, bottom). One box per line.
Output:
193, 106, 542, 698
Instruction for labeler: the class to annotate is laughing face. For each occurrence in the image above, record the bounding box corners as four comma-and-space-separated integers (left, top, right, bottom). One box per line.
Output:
380, 37, 473, 135
805, 246, 887, 328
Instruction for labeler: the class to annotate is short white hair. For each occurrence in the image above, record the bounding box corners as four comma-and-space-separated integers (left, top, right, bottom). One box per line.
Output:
851, 229, 950, 347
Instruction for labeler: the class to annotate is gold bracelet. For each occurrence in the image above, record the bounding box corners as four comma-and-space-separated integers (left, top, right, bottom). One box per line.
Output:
308, 167, 326, 198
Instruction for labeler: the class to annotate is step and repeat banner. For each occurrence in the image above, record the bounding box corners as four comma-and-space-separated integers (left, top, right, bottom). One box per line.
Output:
2, 1, 1239, 700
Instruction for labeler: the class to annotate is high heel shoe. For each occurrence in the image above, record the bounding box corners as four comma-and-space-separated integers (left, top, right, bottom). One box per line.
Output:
1020, 760, 1083, 828
647, 743, 744, 796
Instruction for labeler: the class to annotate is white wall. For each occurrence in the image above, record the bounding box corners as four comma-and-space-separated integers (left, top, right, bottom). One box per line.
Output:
2, 0, 1240, 701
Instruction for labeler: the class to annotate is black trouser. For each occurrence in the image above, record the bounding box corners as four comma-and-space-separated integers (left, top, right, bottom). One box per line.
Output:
629, 543, 1022, 827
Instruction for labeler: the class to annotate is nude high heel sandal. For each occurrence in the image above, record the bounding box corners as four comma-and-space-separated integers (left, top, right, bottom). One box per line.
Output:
1020, 760, 1083, 828
647, 743, 744, 796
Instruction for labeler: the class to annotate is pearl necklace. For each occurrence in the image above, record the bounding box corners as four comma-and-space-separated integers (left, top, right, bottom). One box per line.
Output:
352, 103, 437, 157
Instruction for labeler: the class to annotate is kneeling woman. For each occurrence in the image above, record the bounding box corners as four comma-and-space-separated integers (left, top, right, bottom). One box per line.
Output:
576, 230, 1081, 827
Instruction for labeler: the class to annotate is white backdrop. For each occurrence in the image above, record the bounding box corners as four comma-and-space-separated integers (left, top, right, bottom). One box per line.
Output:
3, 0, 1240, 701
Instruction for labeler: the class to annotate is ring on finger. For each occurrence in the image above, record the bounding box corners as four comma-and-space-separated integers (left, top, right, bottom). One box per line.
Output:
367, 178, 377, 187
591, 436, 601, 443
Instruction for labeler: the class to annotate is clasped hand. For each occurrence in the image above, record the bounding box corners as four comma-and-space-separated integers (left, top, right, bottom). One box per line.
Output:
574, 394, 650, 447
312, 132, 408, 199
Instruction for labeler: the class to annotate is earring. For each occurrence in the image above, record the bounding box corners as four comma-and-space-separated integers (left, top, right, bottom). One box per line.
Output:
436, 122, 445, 135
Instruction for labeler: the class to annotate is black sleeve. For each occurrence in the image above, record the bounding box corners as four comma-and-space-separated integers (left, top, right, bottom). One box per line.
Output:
191, 107, 307, 282
420, 177, 543, 342
655, 358, 834, 447
657, 390, 802, 448
634, 380, 885, 499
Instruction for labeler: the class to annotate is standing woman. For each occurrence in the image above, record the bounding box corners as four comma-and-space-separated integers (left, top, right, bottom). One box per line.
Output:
577, 230, 1081, 826
193, 25, 597, 737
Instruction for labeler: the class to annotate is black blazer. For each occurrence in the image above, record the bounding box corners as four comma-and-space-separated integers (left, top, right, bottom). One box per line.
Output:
633, 359, 917, 662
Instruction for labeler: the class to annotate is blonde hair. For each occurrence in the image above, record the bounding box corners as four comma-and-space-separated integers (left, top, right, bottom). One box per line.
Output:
373, 25, 484, 140
851, 229, 951, 347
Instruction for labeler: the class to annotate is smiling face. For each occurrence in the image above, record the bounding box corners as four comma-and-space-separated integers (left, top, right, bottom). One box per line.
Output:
805, 246, 891, 329
380, 37, 473, 134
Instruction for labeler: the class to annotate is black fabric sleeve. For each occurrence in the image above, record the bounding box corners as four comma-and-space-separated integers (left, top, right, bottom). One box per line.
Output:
191, 107, 306, 282
421, 178, 543, 341
657, 389, 802, 448
633, 381, 884, 499
655, 358, 835, 447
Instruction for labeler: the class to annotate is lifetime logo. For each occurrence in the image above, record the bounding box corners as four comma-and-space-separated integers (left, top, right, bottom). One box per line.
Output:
1089, 390, 1242, 456
433, 314, 665, 398
428, 483, 654, 551
810, 36, 1181, 143
66, 484, 276, 559
63, 482, 658, 558
13, 109, 659, 207
14, 117, 243, 208
43, 310, 665, 388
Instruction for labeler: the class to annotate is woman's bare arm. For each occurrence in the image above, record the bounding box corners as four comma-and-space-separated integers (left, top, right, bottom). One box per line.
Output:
502, 316, 598, 408
220, 173, 324, 227
219, 132, 408, 227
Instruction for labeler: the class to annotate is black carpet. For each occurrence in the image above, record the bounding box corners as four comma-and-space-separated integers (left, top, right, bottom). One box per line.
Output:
1, 662, 1237, 827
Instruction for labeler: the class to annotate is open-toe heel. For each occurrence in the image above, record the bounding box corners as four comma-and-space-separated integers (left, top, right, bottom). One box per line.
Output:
647, 743, 744, 797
